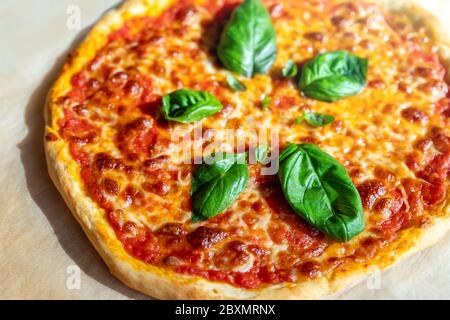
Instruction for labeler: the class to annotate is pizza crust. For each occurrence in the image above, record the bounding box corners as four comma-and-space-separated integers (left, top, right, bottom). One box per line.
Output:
44, 0, 450, 299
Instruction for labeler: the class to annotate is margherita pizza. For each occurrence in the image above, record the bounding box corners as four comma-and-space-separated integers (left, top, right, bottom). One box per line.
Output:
45, 0, 450, 299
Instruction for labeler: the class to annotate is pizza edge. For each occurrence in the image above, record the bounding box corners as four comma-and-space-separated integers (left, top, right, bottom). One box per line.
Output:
44, 0, 450, 300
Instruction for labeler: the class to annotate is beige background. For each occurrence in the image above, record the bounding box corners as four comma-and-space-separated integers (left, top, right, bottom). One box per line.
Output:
0, 0, 449, 300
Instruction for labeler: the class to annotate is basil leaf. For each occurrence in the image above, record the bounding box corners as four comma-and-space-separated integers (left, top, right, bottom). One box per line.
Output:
192, 153, 249, 220
254, 144, 269, 163
299, 51, 368, 102
191, 152, 247, 194
278, 143, 364, 242
261, 96, 271, 110
162, 89, 223, 123
303, 112, 335, 127
294, 115, 305, 124
217, 0, 277, 78
282, 60, 298, 78
226, 74, 247, 91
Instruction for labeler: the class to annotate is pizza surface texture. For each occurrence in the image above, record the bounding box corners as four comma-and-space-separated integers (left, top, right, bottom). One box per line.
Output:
45, 0, 450, 299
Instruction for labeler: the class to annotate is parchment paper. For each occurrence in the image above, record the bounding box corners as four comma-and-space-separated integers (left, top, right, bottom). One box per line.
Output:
0, 0, 449, 300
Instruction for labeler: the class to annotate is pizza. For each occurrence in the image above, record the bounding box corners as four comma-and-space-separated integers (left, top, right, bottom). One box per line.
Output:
44, 0, 450, 299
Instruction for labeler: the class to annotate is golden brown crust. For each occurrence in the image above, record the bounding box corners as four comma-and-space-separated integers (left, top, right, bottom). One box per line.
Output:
45, 0, 450, 299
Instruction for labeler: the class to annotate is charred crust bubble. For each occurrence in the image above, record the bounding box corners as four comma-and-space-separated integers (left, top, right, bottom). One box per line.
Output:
357, 179, 387, 209
401, 107, 429, 123
102, 178, 119, 195
175, 5, 196, 22
142, 181, 171, 196
45, 133, 58, 142
95, 153, 119, 171
430, 127, 449, 152
304, 32, 326, 43
157, 223, 186, 237
142, 155, 170, 169
187, 226, 228, 249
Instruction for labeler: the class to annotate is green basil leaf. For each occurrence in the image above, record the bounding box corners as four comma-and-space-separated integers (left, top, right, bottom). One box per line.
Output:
299, 51, 368, 102
278, 143, 364, 242
191, 152, 247, 194
294, 115, 305, 124
226, 74, 247, 91
282, 60, 298, 78
217, 0, 277, 78
261, 96, 271, 110
192, 153, 249, 220
162, 89, 223, 123
303, 112, 335, 127
254, 144, 269, 163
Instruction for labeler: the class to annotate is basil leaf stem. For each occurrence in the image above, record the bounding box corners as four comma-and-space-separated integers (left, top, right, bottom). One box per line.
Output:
261, 96, 271, 110
294, 115, 305, 124
282, 60, 298, 78
226, 74, 247, 91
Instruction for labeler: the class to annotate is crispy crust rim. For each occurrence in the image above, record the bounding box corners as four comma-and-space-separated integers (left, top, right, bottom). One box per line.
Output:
44, 0, 450, 299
